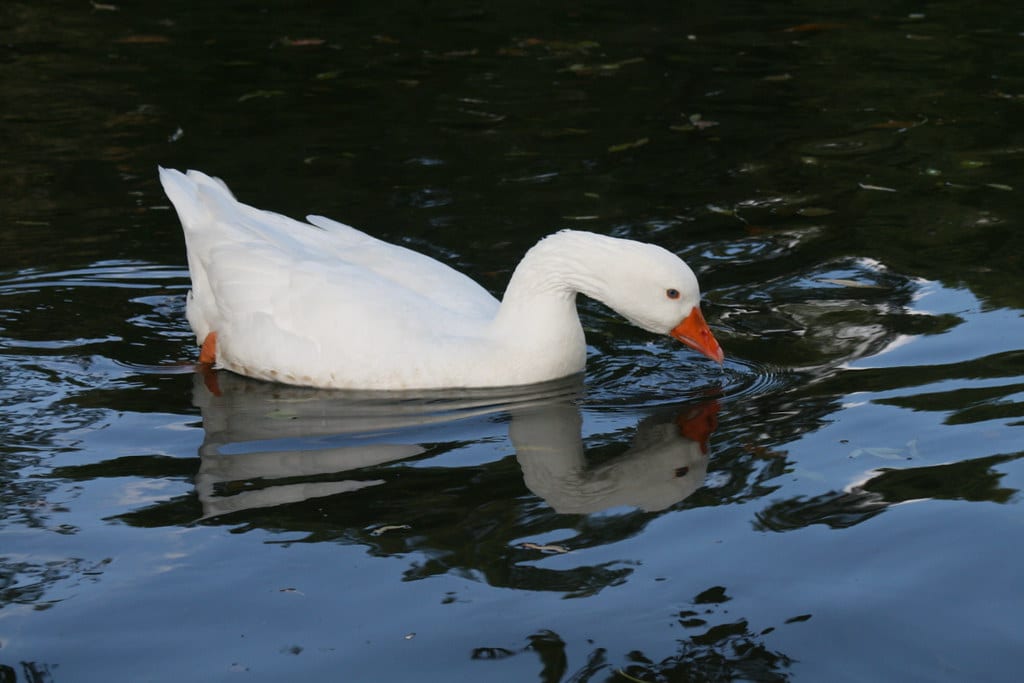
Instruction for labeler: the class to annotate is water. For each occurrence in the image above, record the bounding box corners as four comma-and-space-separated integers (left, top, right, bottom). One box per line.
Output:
2, 1, 1023, 680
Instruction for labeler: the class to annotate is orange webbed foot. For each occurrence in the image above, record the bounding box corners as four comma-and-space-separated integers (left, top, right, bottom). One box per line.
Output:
198, 331, 218, 365
196, 332, 221, 396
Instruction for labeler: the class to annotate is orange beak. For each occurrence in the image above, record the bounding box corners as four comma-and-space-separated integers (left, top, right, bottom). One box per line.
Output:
670, 306, 724, 364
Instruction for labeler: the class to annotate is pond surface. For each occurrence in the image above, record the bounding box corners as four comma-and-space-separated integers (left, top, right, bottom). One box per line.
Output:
2, 1, 1024, 681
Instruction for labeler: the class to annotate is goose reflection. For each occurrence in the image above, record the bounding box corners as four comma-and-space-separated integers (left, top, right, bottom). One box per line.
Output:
192, 371, 718, 519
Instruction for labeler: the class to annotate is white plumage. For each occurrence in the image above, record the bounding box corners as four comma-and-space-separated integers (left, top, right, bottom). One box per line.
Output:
159, 167, 722, 389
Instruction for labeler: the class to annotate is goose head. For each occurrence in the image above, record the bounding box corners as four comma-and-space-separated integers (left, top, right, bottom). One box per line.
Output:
592, 238, 725, 364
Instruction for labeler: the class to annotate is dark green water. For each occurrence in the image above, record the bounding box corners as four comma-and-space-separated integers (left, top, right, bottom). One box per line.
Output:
2, 1, 1023, 681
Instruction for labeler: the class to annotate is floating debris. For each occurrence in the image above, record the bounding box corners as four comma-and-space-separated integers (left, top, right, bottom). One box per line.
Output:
817, 278, 885, 289
238, 90, 286, 102
849, 440, 919, 460
608, 137, 649, 153
671, 113, 719, 131
858, 182, 898, 192
279, 37, 326, 47
783, 22, 846, 32
796, 207, 835, 217
114, 34, 170, 44
520, 542, 569, 554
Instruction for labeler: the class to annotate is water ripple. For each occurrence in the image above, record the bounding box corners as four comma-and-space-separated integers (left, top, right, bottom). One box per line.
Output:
718, 357, 794, 402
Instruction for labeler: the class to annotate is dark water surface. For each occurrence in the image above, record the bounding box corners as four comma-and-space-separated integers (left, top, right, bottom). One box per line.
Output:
3, 1, 1024, 680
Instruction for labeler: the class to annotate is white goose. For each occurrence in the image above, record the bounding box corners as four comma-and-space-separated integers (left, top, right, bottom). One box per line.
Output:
159, 167, 723, 390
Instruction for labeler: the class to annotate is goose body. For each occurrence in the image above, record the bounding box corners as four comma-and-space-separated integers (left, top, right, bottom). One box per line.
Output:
159, 168, 723, 389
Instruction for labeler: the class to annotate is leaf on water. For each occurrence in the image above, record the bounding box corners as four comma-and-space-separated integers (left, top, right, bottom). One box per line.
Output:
520, 38, 600, 52
540, 127, 590, 138
817, 278, 884, 289
600, 57, 644, 70
993, 91, 1024, 101
869, 120, 921, 130
114, 34, 171, 44
520, 542, 569, 554
370, 524, 411, 536
783, 22, 846, 32
849, 447, 906, 460
706, 204, 737, 217
552, 40, 601, 51
680, 113, 718, 130
280, 37, 325, 47
237, 90, 286, 102
563, 56, 642, 76
608, 137, 649, 152
858, 182, 897, 192
796, 207, 835, 217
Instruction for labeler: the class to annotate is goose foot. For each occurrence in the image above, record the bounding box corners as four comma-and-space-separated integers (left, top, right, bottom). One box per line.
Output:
199, 331, 218, 364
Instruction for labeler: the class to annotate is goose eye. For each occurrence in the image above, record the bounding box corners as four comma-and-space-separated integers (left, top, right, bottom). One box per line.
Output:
666, 288, 680, 300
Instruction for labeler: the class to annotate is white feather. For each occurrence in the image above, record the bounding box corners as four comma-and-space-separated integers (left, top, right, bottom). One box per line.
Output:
159, 167, 717, 389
